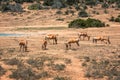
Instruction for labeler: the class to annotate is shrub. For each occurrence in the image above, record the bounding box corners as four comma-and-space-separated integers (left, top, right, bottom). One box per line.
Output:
43, 0, 54, 6
84, 56, 90, 62
5, 58, 22, 66
14, 0, 34, 3
85, 0, 96, 6
0, 3, 23, 12
10, 68, 36, 80
53, 76, 67, 80
74, 4, 80, 11
0, 3, 8, 12
104, 9, 108, 14
36, 71, 49, 79
56, 10, 63, 14
102, 3, 109, 8
28, 3, 42, 10
64, 58, 71, 64
117, 4, 120, 8
52, 64, 66, 71
65, 0, 79, 5
69, 18, 105, 28
0, 65, 6, 76
109, 16, 115, 21
78, 10, 89, 17
69, 19, 86, 28
27, 58, 44, 69
110, 15, 120, 22
115, 17, 120, 22
51, 0, 66, 9
86, 18, 105, 27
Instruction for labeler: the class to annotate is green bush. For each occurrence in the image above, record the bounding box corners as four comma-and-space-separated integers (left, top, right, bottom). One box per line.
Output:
0, 2, 9, 12
78, 10, 89, 17
102, 3, 109, 8
69, 18, 105, 28
28, 3, 42, 10
110, 15, 120, 22
109, 16, 115, 21
115, 17, 120, 22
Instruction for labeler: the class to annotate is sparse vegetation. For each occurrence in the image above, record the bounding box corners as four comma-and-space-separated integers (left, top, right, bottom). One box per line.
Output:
5, 58, 22, 66
10, 68, 36, 80
0, 65, 6, 76
27, 58, 44, 69
16, 27, 67, 31
52, 64, 66, 71
53, 76, 69, 80
82, 55, 120, 80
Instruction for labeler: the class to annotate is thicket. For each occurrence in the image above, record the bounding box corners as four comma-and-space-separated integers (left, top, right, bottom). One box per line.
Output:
69, 18, 105, 28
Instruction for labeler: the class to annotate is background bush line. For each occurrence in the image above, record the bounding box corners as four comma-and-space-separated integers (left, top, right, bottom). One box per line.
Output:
1, 0, 120, 12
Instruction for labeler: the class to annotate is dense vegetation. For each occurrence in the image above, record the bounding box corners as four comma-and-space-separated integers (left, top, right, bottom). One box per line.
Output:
0, 0, 120, 12
68, 18, 105, 28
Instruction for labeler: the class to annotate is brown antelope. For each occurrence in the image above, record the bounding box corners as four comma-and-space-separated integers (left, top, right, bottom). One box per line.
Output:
41, 40, 47, 50
45, 34, 58, 44
65, 38, 80, 49
19, 39, 28, 52
93, 36, 111, 44
78, 32, 90, 40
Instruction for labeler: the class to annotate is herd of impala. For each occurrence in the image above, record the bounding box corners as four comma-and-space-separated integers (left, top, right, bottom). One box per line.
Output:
18, 32, 111, 52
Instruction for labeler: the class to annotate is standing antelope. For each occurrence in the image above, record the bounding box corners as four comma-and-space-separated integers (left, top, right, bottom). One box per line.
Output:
19, 39, 28, 52
78, 32, 90, 40
65, 38, 80, 50
45, 34, 58, 44
93, 36, 111, 44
